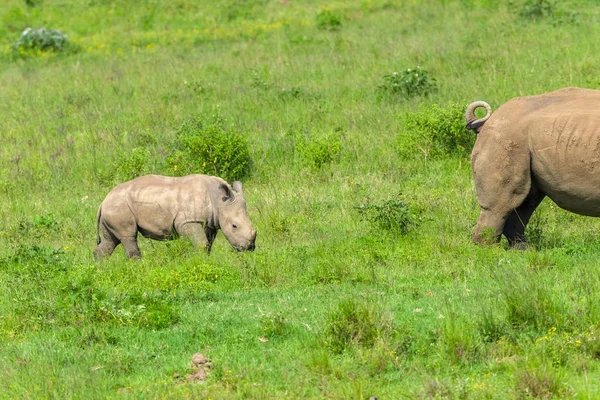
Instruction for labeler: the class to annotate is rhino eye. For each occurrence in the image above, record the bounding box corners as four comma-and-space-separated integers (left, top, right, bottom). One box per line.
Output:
232, 224, 238, 229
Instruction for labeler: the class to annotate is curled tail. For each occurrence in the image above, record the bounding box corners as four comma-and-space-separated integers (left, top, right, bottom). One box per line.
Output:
96, 203, 103, 245
465, 101, 492, 133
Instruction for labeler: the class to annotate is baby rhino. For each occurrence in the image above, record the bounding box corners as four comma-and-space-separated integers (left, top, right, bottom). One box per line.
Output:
94, 174, 257, 259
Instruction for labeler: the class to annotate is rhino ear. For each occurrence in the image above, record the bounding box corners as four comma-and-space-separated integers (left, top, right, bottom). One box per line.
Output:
218, 183, 234, 202
232, 181, 243, 195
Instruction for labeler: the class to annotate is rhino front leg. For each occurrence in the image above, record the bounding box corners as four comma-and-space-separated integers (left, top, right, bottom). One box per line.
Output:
502, 184, 545, 248
471, 146, 531, 246
178, 222, 214, 252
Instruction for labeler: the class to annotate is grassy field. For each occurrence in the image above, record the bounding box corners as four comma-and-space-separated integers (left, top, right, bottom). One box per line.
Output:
2, 0, 600, 398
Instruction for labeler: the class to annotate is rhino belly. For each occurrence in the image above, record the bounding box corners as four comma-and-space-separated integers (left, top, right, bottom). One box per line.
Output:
132, 201, 176, 240
531, 152, 600, 217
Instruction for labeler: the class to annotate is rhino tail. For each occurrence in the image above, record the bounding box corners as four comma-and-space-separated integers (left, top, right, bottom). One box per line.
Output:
96, 203, 103, 245
465, 101, 492, 133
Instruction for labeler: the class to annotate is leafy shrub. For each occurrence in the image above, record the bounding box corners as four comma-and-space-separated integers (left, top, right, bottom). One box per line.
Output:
16, 214, 60, 239
167, 117, 251, 181
357, 197, 416, 234
295, 132, 342, 169
94, 292, 180, 329
519, 0, 578, 25
324, 298, 391, 353
316, 9, 342, 31
113, 147, 149, 181
249, 67, 271, 90
260, 312, 289, 339
397, 102, 472, 158
519, 0, 554, 19
378, 66, 437, 100
12, 27, 75, 54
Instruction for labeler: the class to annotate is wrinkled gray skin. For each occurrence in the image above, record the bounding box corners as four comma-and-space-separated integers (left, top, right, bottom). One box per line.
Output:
94, 174, 257, 259
466, 87, 600, 247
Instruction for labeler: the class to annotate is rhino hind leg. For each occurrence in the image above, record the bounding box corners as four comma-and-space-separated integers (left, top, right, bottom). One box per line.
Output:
502, 184, 546, 248
94, 224, 120, 260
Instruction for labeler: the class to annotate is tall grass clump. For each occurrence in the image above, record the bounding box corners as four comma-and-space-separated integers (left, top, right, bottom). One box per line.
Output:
167, 117, 251, 181
497, 271, 567, 333
324, 298, 392, 354
515, 362, 570, 398
397, 103, 472, 159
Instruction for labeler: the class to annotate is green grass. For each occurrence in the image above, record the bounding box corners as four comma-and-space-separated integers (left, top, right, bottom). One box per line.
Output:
2, 0, 600, 397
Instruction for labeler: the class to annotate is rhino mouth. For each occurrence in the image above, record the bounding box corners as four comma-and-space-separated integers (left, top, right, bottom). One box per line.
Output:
234, 242, 255, 252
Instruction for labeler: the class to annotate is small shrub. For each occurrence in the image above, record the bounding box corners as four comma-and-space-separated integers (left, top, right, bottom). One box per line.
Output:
260, 312, 289, 339
324, 298, 391, 353
278, 87, 303, 100
316, 9, 342, 31
95, 292, 180, 329
357, 197, 416, 234
249, 68, 271, 90
12, 27, 75, 54
518, 0, 578, 25
378, 66, 437, 100
4, 244, 65, 269
397, 103, 472, 158
519, 0, 554, 19
113, 147, 149, 181
295, 132, 342, 169
167, 117, 251, 181
15, 214, 60, 239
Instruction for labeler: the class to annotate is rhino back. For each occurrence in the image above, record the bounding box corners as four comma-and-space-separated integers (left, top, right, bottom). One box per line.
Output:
103, 175, 215, 239
516, 89, 600, 215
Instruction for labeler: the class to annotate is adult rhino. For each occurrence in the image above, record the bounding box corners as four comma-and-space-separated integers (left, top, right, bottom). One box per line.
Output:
94, 174, 257, 259
466, 87, 600, 246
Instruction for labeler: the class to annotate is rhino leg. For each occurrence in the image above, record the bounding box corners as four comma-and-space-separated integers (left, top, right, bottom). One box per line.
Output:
471, 145, 531, 245
121, 236, 142, 258
178, 222, 214, 252
94, 224, 120, 260
502, 183, 545, 248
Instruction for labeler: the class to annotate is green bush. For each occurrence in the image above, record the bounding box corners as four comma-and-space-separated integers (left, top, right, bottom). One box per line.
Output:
397, 102, 472, 159
295, 132, 342, 169
357, 197, 416, 234
316, 9, 342, 31
519, 0, 578, 25
378, 66, 437, 100
167, 117, 251, 181
519, 0, 554, 19
11, 27, 76, 55
113, 147, 149, 181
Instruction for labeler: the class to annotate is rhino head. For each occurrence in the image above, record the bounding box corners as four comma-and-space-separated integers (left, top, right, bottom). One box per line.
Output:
215, 181, 257, 251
